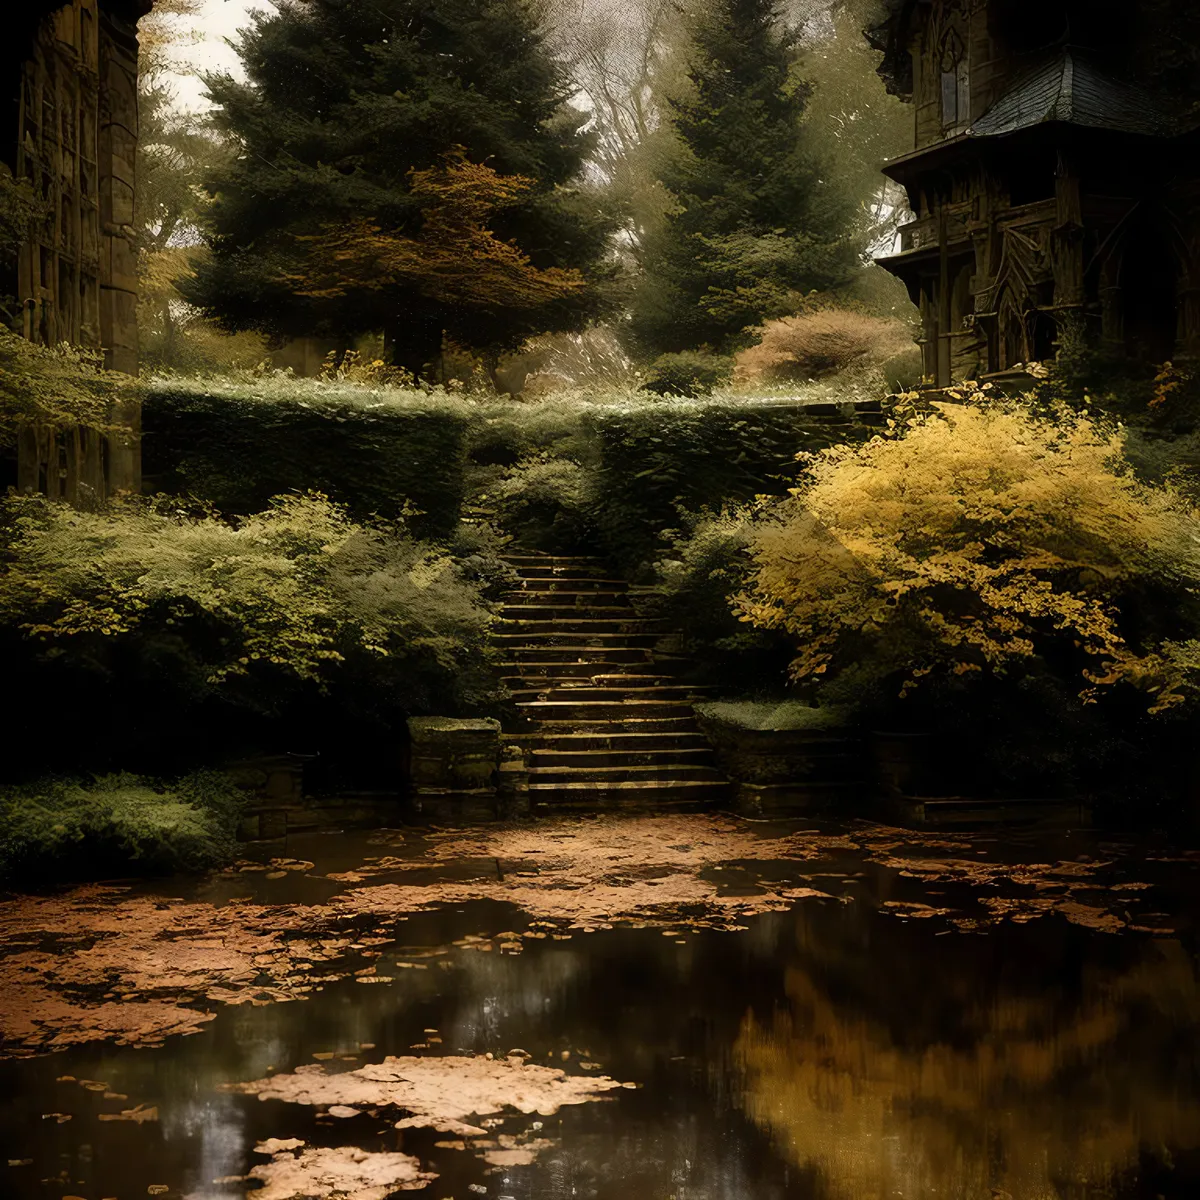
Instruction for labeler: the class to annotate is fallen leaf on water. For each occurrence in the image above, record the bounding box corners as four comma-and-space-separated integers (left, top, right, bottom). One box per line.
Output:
226, 1054, 629, 1139
249, 1145, 435, 1199
99, 1105, 158, 1124
254, 1138, 305, 1154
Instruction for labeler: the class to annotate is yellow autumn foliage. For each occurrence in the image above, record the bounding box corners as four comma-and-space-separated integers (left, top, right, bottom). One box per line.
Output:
735, 397, 1200, 710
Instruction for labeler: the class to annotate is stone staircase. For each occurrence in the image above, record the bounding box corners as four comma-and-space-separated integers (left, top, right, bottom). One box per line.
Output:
497, 553, 730, 809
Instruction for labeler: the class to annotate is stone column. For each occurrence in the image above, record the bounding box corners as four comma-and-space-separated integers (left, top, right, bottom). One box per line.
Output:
98, 4, 141, 493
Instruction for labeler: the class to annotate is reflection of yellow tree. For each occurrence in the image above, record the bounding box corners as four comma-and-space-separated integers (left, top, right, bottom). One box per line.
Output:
735, 938, 1200, 1200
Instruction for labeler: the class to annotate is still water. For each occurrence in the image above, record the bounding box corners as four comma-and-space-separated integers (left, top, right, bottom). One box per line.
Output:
1, 820, 1198, 1200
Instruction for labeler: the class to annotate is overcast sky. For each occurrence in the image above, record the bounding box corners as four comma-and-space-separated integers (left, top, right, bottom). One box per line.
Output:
158, 0, 260, 111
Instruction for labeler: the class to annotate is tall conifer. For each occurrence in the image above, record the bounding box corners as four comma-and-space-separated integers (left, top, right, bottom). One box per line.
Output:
630, 0, 858, 355
183, 0, 613, 375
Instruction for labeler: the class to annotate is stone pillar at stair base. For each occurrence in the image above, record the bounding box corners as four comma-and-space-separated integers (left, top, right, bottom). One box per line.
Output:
407, 717, 503, 822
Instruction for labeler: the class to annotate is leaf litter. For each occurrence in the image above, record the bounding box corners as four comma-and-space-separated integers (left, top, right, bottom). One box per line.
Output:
0, 814, 1182, 1059
225, 1053, 628, 1137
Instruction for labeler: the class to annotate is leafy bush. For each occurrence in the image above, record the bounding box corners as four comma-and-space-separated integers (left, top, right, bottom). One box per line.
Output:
0, 492, 498, 776
142, 375, 882, 578
641, 351, 735, 397
0, 327, 135, 449
734, 309, 916, 384
649, 509, 792, 689
490, 456, 595, 552
0, 772, 244, 883
143, 374, 474, 537
736, 398, 1200, 714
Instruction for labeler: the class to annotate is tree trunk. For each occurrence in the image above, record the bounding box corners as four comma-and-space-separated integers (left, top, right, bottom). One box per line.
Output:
387, 309, 444, 382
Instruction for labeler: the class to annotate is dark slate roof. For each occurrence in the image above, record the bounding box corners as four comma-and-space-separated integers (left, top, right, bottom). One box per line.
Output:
970, 52, 1179, 139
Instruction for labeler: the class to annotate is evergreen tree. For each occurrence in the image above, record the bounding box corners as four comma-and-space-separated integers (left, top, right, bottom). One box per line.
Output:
182, 0, 614, 376
629, 0, 859, 356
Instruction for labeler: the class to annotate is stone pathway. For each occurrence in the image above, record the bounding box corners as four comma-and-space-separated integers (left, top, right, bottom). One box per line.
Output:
497, 553, 729, 808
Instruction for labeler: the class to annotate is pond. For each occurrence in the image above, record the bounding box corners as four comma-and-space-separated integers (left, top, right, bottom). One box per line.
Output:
0, 814, 1198, 1200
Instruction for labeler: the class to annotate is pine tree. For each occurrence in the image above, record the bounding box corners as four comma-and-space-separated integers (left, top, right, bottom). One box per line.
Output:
629, 0, 859, 356
182, 0, 614, 376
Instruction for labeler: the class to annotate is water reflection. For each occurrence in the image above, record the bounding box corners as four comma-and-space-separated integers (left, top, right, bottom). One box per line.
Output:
735, 914, 1200, 1199
1, 853, 1199, 1200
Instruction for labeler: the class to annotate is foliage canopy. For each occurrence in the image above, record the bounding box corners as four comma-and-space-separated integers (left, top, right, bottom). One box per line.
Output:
185, 0, 614, 373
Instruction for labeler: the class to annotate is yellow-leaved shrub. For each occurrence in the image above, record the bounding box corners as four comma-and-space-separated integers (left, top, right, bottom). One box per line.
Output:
735, 398, 1200, 711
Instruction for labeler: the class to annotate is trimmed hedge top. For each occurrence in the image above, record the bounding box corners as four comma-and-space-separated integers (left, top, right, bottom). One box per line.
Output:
143, 374, 885, 562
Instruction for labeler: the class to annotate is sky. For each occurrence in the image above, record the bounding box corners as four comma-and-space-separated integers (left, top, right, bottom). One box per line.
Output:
159, 0, 259, 111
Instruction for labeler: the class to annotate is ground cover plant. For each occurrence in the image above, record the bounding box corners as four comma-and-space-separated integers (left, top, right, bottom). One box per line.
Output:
0, 771, 243, 884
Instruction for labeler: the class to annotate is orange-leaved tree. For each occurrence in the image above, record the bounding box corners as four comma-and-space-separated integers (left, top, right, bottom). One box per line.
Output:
291, 150, 589, 319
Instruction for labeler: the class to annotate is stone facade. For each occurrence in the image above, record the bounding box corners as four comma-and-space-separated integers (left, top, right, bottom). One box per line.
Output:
870, 0, 1200, 386
7, 0, 149, 499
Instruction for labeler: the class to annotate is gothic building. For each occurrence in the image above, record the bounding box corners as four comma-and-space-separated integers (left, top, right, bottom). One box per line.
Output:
869, 0, 1200, 386
4, 0, 150, 499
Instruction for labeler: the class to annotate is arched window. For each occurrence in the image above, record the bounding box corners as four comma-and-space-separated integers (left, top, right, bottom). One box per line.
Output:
935, 2, 971, 132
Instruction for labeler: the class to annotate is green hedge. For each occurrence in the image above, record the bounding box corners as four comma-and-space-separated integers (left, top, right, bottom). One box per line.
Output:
144, 376, 473, 539
588, 398, 881, 573
143, 376, 883, 569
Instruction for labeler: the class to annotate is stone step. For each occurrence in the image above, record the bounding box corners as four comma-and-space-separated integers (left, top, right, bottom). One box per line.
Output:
499, 646, 656, 664
528, 747, 717, 768
495, 632, 662, 647
508, 731, 711, 752
528, 763, 725, 784
510, 578, 630, 593
516, 700, 696, 721
503, 555, 606, 565
501, 590, 629, 607
500, 605, 637, 621
500, 617, 667, 635
528, 778, 729, 807
507, 687, 710, 706
525, 718, 702, 735
506, 568, 625, 581
499, 663, 665, 681
502, 676, 682, 692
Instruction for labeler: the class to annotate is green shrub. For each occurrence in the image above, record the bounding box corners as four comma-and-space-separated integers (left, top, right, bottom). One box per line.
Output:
490, 456, 595, 552
0, 327, 135, 448
641, 351, 735, 397
0, 492, 499, 777
649, 509, 792, 689
0, 772, 244, 883
143, 374, 474, 538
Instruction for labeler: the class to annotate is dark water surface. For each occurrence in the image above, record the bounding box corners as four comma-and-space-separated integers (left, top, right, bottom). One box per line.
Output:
2, 824, 1199, 1200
